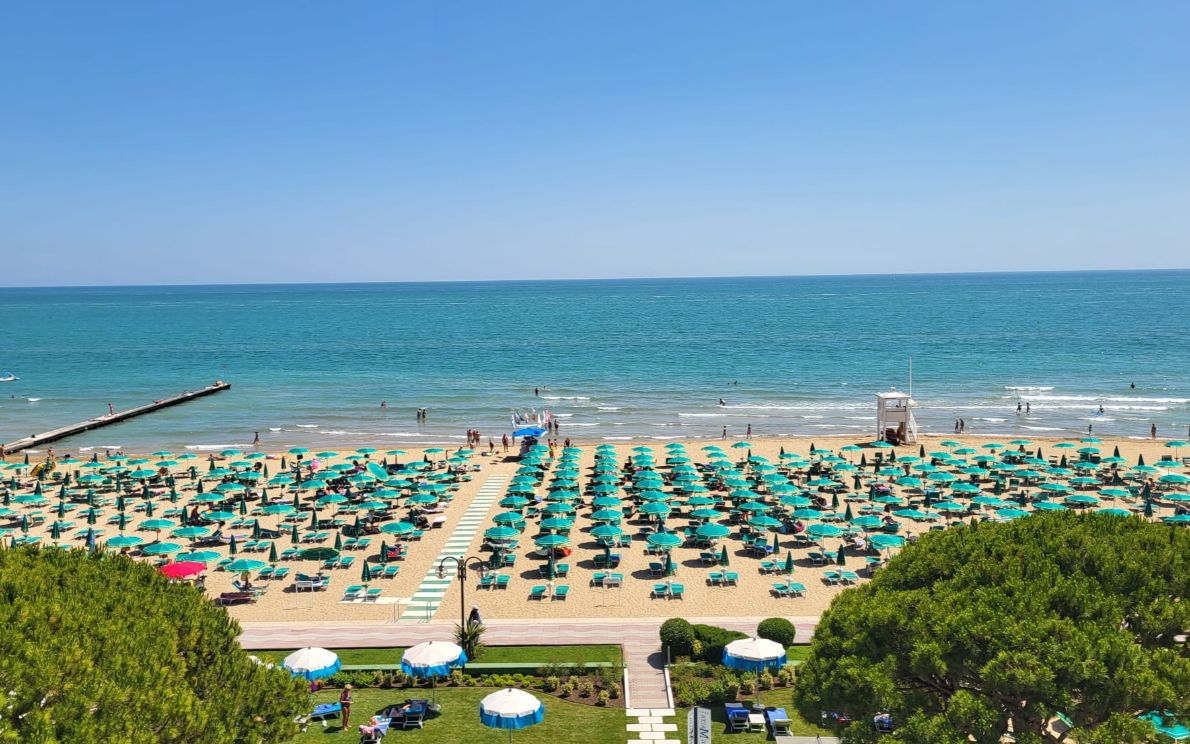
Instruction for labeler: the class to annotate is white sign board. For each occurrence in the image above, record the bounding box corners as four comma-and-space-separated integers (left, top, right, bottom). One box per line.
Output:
687, 706, 712, 744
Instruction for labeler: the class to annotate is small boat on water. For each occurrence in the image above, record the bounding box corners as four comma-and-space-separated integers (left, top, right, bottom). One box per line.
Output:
0, 372, 18, 382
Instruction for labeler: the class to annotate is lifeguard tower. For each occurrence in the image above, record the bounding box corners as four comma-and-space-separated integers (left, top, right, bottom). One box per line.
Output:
876, 390, 919, 444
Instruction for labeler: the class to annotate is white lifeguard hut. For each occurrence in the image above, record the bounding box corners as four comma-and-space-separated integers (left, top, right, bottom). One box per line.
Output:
876, 389, 919, 444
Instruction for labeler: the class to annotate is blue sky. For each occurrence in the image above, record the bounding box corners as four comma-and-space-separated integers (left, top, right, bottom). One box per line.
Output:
2, 2, 1188, 285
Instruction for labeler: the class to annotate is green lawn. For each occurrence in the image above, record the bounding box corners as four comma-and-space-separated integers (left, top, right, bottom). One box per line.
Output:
252, 645, 622, 667
291, 687, 625, 743
675, 697, 832, 740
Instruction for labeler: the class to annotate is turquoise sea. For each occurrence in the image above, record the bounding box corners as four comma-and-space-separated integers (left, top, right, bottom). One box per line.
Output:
1, 271, 1188, 452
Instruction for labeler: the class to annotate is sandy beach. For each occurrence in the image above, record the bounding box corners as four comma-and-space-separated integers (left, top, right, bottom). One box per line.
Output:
2, 434, 1187, 626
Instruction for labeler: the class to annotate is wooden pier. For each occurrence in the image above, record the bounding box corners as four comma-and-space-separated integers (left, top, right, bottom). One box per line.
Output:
1, 381, 231, 454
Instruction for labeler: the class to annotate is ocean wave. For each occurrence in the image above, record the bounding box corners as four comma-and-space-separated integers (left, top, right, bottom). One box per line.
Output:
1018, 395, 1190, 404
184, 443, 253, 451
722, 403, 868, 411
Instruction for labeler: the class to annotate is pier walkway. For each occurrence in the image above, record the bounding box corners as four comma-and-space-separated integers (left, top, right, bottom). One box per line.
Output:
2, 381, 231, 454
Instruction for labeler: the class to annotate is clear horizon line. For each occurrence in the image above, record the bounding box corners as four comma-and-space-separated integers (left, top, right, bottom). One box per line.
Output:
1, 266, 1187, 291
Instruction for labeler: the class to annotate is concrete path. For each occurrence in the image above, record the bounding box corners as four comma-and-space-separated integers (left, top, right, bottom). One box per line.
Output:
398, 474, 506, 621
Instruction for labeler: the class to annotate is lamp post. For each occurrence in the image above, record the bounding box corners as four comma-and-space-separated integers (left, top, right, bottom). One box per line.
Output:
437, 555, 488, 629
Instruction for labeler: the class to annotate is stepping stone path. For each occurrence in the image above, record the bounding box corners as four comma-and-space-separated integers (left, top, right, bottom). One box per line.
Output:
626, 707, 677, 744
398, 474, 506, 621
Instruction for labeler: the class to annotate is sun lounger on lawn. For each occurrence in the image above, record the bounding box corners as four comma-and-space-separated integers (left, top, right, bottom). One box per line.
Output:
725, 703, 749, 732
295, 701, 341, 731
766, 708, 794, 741
359, 716, 390, 742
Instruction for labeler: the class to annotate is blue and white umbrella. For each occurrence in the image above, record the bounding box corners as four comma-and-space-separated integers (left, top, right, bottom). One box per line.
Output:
480, 688, 544, 743
722, 637, 787, 672
401, 640, 468, 704
282, 647, 341, 680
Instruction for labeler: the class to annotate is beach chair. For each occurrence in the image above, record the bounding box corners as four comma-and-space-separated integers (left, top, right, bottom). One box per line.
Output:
725, 703, 749, 732
399, 700, 428, 729
382, 564, 400, 579
215, 591, 255, 606
358, 716, 391, 742
552, 584, 569, 601
766, 708, 795, 741
495, 574, 510, 589
529, 585, 546, 600
342, 585, 363, 601
304, 699, 342, 728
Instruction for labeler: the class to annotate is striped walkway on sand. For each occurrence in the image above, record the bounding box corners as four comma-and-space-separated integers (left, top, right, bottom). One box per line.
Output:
397, 474, 506, 622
